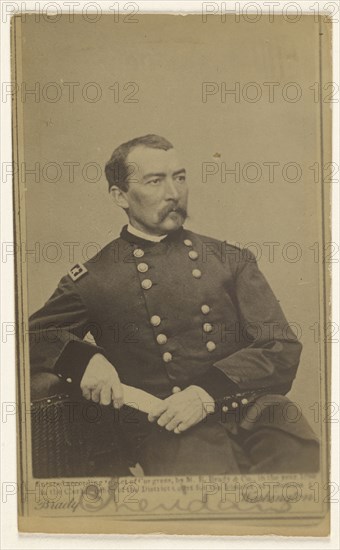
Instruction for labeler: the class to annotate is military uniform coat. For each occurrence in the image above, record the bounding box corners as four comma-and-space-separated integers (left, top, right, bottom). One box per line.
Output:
29, 226, 317, 453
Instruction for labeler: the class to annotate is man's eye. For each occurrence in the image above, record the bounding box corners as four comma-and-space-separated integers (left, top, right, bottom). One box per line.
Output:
175, 175, 186, 183
147, 178, 161, 185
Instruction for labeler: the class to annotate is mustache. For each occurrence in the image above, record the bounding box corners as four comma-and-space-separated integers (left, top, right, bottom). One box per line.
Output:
158, 204, 188, 222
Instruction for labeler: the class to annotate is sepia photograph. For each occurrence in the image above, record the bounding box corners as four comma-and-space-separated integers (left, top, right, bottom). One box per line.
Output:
9, 5, 334, 537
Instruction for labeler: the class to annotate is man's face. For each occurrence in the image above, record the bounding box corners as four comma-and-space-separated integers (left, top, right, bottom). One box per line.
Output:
113, 146, 189, 236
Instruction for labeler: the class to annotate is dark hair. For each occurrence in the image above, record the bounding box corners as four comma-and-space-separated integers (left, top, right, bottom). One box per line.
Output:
105, 134, 174, 191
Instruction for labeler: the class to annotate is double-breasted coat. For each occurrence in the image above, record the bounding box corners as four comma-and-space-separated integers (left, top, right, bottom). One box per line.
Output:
29, 225, 318, 474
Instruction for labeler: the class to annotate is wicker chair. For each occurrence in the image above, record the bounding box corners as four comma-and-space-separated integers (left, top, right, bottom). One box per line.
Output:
30, 373, 132, 478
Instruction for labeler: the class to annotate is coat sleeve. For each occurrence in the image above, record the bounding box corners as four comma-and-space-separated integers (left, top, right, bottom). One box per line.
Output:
214, 248, 302, 391
193, 247, 302, 399
29, 274, 105, 389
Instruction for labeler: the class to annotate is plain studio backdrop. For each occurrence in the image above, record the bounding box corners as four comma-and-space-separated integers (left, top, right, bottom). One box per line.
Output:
16, 14, 329, 433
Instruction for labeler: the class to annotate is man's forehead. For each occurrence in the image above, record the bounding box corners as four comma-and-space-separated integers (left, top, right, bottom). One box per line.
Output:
127, 146, 184, 173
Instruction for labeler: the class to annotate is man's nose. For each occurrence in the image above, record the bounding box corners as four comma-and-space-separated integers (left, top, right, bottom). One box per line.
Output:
164, 178, 180, 201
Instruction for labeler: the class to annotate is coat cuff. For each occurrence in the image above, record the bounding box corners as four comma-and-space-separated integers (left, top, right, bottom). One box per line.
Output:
191, 367, 240, 401
53, 340, 105, 390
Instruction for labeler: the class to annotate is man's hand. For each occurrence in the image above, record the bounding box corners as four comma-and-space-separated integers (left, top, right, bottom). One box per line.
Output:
148, 386, 215, 434
80, 353, 123, 408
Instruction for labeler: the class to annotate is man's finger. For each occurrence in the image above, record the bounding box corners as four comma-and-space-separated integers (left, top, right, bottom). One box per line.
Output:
165, 415, 183, 431
81, 386, 92, 400
157, 409, 176, 427
165, 405, 193, 431
148, 401, 169, 422
100, 385, 112, 406
174, 412, 199, 434
112, 391, 123, 409
91, 385, 101, 403
111, 393, 123, 409
112, 378, 123, 402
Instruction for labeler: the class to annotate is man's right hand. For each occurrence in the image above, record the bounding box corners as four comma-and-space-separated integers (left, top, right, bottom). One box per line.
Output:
80, 353, 124, 408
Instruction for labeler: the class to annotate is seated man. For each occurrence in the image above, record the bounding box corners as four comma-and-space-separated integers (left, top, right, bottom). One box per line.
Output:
29, 134, 319, 476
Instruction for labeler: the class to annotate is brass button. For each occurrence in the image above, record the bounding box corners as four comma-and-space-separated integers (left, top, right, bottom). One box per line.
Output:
66, 377, 72, 383
222, 405, 229, 413
137, 262, 149, 273
241, 398, 249, 405
188, 250, 199, 260
184, 239, 193, 247
156, 333, 167, 345
141, 279, 152, 290
201, 304, 210, 315
150, 315, 161, 327
192, 269, 202, 279
231, 402, 239, 408
133, 248, 144, 258
163, 352, 172, 363
206, 341, 216, 352
172, 386, 181, 394
203, 322, 213, 333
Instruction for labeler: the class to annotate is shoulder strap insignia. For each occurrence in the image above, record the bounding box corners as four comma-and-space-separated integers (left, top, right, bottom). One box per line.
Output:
68, 263, 88, 282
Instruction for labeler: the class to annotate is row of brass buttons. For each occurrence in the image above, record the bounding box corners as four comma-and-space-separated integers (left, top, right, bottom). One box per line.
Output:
134, 247, 151, 289
184, 239, 202, 278
186, 239, 216, 352
137, 241, 217, 361
150, 316, 170, 360
133, 251, 169, 361
222, 398, 249, 412
185, 240, 218, 352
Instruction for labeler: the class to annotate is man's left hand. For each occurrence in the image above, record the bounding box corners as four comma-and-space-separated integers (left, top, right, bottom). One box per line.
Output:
148, 386, 215, 434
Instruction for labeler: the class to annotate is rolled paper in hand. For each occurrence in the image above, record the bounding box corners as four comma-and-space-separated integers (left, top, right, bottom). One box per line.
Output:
121, 384, 163, 414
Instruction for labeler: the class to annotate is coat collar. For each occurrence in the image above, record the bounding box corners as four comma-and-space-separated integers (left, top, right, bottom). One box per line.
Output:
120, 224, 185, 246
127, 223, 167, 243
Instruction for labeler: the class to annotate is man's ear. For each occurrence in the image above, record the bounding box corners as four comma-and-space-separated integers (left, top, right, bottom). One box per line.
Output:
110, 186, 129, 210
